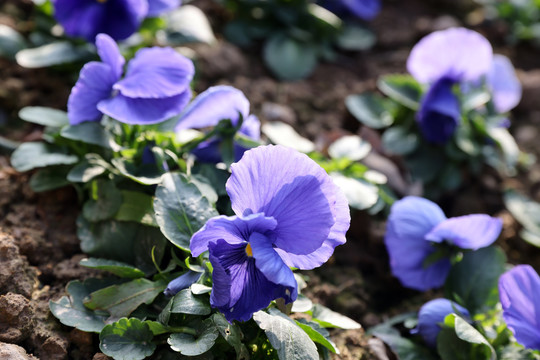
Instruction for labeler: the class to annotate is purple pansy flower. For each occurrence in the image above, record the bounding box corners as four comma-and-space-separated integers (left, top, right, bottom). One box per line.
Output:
68, 34, 194, 126
384, 196, 502, 291
320, 0, 381, 20
407, 28, 522, 143
407, 28, 493, 144
188, 145, 350, 322
52, 0, 179, 42
175, 86, 261, 163
412, 298, 470, 348
499, 265, 540, 350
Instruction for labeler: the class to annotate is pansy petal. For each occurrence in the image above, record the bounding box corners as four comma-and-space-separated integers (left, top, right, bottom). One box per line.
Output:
53, 0, 147, 42
249, 232, 297, 294
275, 188, 349, 269
386, 220, 451, 290
385, 196, 446, 239
239, 114, 261, 140
97, 91, 191, 124
95, 33, 124, 80
164, 270, 202, 296
487, 54, 522, 113
68, 62, 115, 125
417, 78, 460, 144
425, 214, 502, 250
114, 47, 194, 98
175, 86, 250, 132
407, 27, 493, 83
340, 0, 381, 20
499, 265, 540, 350
227, 145, 340, 255
208, 239, 293, 322
190, 214, 277, 257
147, 0, 180, 17
414, 299, 470, 347
192, 138, 223, 164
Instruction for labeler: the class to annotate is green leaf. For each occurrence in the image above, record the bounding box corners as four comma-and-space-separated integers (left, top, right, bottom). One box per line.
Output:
78, 218, 137, 262
345, 94, 394, 129
18, 106, 69, 127
296, 319, 338, 354
114, 191, 158, 227
261, 121, 315, 153
190, 175, 219, 205
437, 314, 495, 360
444, 246, 506, 314
112, 158, 163, 185
382, 127, 419, 155
154, 172, 218, 251
504, 189, 540, 235
49, 280, 109, 333
67, 158, 107, 183
82, 180, 122, 222
11, 142, 78, 172
328, 135, 371, 161
373, 331, 437, 360
0, 25, 26, 59
253, 310, 319, 360
291, 294, 313, 313
29, 166, 70, 192
211, 313, 250, 359
330, 173, 378, 210
61, 122, 118, 149
80, 258, 145, 279
168, 320, 219, 356
336, 24, 375, 51
488, 127, 520, 172
263, 33, 318, 81
100, 318, 156, 360
84, 278, 167, 321
169, 289, 210, 315
310, 304, 361, 329
16, 41, 93, 68
163, 5, 216, 45
377, 75, 422, 110
462, 89, 490, 112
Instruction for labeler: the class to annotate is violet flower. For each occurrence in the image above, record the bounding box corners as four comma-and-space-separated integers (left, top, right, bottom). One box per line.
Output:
499, 264, 540, 350
189, 145, 350, 322
384, 196, 502, 291
174, 86, 261, 163
68, 33, 194, 126
412, 298, 470, 348
407, 28, 493, 144
320, 0, 381, 20
52, 0, 180, 42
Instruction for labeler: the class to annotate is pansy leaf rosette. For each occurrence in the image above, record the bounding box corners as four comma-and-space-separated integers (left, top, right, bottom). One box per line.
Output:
384, 196, 502, 291
68, 33, 194, 126
175, 85, 261, 163
499, 264, 540, 350
188, 145, 350, 322
52, 0, 180, 42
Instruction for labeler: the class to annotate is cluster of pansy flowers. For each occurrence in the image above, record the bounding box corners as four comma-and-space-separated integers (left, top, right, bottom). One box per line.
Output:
66, 33, 350, 322
384, 195, 540, 352
68, 33, 260, 163
407, 27, 522, 144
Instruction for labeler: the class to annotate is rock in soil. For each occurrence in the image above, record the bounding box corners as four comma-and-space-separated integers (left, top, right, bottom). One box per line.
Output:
0, 293, 34, 343
0, 342, 38, 360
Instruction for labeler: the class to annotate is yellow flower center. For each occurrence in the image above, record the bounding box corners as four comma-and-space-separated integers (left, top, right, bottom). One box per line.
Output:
96, 0, 107, 3
245, 243, 253, 257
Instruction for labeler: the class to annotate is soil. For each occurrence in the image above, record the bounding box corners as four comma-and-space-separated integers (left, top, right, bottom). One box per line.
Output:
2, 0, 540, 358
